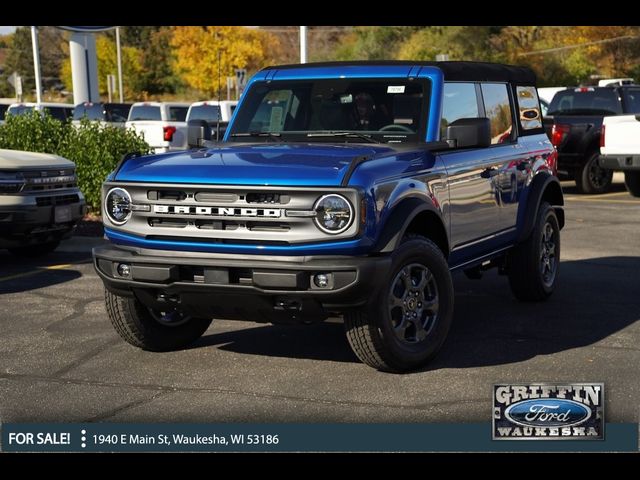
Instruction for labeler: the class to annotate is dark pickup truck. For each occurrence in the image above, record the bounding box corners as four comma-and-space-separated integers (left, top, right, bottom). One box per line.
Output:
544, 84, 640, 193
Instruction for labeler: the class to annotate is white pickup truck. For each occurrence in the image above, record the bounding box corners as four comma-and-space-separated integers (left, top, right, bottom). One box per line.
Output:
125, 102, 190, 153
600, 115, 640, 196
185, 100, 238, 140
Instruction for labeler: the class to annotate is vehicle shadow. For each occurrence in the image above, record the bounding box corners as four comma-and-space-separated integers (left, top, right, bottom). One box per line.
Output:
194, 256, 640, 369
0, 251, 90, 295
193, 321, 357, 363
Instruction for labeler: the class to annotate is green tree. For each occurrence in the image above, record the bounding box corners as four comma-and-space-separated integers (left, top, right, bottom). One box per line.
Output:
4, 27, 66, 96
397, 27, 497, 61
139, 28, 183, 95
336, 26, 418, 60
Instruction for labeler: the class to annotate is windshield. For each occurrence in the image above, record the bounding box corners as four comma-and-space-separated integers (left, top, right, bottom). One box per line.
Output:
73, 104, 105, 121
188, 105, 221, 123
622, 88, 640, 113
548, 88, 623, 116
228, 78, 430, 143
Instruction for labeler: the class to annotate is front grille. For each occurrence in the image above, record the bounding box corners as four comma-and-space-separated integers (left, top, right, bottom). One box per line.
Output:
22, 169, 77, 192
36, 194, 80, 207
105, 183, 360, 245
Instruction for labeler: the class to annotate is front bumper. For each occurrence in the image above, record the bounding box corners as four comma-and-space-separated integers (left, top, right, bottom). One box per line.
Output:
599, 154, 640, 171
93, 244, 391, 322
0, 193, 86, 248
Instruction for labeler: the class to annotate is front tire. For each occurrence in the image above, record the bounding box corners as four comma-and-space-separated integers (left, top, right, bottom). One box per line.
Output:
574, 151, 613, 194
624, 171, 640, 197
105, 289, 213, 351
508, 202, 560, 301
344, 236, 454, 372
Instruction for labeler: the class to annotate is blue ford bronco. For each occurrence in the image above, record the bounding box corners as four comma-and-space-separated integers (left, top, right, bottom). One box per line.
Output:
93, 61, 564, 372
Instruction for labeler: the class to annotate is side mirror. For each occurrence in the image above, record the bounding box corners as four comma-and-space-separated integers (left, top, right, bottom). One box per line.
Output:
187, 119, 211, 149
215, 122, 229, 141
445, 117, 491, 149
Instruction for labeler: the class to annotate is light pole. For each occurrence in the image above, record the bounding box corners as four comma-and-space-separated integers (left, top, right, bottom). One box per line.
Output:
300, 26, 307, 64
116, 27, 124, 103
30, 26, 43, 103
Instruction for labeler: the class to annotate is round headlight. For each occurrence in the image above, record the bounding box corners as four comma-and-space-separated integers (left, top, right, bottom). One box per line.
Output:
313, 194, 353, 234
105, 187, 132, 225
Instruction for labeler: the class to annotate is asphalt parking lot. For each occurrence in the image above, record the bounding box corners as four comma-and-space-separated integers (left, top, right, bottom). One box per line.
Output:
1, 177, 639, 424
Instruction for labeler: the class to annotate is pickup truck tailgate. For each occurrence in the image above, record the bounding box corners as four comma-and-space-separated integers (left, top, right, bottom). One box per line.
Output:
602, 115, 640, 155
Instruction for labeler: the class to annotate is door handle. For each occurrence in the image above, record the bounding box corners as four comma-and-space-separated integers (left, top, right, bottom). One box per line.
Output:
481, 167, 499, 178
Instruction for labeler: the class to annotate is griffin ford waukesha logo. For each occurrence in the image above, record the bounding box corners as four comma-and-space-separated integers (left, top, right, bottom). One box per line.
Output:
153, 205, 281, 217
493, 383, 604, 440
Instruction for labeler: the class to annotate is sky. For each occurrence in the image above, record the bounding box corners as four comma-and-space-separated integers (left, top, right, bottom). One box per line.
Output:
0, 26, 17, 35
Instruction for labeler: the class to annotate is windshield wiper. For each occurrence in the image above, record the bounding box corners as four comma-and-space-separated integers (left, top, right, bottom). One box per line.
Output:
306, 131, 381, 144
229, 132, 284, 142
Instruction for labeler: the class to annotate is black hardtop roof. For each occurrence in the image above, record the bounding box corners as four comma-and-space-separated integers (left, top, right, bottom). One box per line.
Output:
263, 61, 537, 84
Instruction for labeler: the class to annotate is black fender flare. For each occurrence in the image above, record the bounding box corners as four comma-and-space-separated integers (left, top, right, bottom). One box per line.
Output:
374, 197, 448, 254
516, 172, 565, 243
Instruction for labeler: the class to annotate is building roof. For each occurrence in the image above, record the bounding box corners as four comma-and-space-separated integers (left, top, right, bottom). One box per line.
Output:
263, 61, 537, 84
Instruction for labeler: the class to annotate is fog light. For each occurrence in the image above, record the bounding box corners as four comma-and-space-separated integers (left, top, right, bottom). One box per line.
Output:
117, 263, 131, 277
314, 273, 329, 288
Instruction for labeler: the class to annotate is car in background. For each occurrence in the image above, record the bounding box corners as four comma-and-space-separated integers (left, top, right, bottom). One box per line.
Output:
544, 82, 640, 193
186, 100, 237, 140
0, 99, 15, 125
538, 87, 567, 105
539, 98, 549, 117
599, 114, 640, 197
7, 102, 74, 122
125, 102, 190, 153
0, 148, 86, 256
72, 102, 132, 128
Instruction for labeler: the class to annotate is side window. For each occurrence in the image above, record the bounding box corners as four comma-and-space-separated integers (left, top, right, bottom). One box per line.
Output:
517, 86, 543, 130
481, 83, 513, 144
441, 83, 479, 138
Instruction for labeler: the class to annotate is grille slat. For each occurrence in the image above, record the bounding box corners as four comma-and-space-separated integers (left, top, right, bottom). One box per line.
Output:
36, 194, 79, 207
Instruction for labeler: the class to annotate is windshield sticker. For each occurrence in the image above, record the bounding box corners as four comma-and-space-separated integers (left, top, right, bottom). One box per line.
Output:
387, 86, 405, 94
269, 107, 284, 131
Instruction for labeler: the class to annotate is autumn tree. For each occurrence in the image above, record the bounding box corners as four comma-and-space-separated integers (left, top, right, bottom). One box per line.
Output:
170, 26, 280, 97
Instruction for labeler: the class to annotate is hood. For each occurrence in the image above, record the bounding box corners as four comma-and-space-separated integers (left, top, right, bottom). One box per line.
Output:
0, 149, 75, 170
114, 143, 399, 187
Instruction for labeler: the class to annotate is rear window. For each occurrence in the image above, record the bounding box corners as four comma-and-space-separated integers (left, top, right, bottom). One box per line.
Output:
73, 104, 105, 121
549, 88, 623, 115
45, 107, 73, 122
0, 105, 8, 121
622, 88, 640, 113
168, 106, 188, 121
7, 105, 34, 116
129, 105, 162, 121
517, 86, 543, 130
188, 105, 221, 123
105, 104, 131, 122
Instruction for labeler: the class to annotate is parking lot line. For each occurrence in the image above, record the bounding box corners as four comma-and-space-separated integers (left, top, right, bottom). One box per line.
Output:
0, 263, 73, 283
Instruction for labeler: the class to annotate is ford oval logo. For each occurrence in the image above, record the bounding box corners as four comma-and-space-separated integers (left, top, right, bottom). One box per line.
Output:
504, 399, 591, 427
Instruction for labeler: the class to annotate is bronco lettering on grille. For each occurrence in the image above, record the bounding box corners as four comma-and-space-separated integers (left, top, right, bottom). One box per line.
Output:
153, 205, 282, 217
